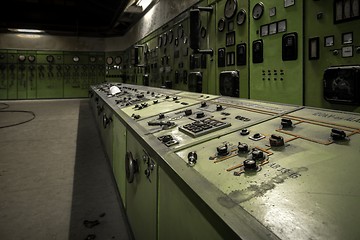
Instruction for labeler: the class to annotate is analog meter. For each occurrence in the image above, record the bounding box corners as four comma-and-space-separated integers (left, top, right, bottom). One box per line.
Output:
28, 55, 36, 62
18, 55, 26, 62
253, 2, 264, 20
224, 0, 237, 19
106, 56, 113, 65
73, 56, 79, 62
115, 56, 122, 65
236, 9, 246, 25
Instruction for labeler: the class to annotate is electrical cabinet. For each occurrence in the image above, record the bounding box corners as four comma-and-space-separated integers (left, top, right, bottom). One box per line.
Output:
0, 50, 8, 99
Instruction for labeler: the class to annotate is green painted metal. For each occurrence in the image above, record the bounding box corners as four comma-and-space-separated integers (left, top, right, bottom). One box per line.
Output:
36, 51, 64, 98
27, 50, 37, 99
304, 1, 360, 112
7, 50, 18, 99
126, 132, 157, 240
0, 50, 8, 99
112, 116, 127, 207
97, 99, 114, 164
63, 52, 88, 98
249, 0, 303, 105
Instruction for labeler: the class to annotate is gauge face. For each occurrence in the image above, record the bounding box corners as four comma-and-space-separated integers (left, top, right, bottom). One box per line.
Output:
252, 2, 264, 20
277, 20, 287, 33
236, 9, 246, 25
177, 24, 184, 38
28, 55, 35, 62
218, 18, 225, 32
115, 56, 122, 64
73, 56, 79, 62
163, 33, 168, 46
106, 56, 113, 65
224, 0, 238, 19
89, 56, 96, 63
18, 55, 26, 62
168, 30, 174, 43
324, 36, 334, 47
260, 25, 269, 36
200, 27, 207, 38
46, 55, 54, 63
158, 35, 163, 47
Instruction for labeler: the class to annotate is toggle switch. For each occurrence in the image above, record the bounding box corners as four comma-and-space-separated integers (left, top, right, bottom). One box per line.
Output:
281, 118, 293, 128
330, 128, 347, 141
269, 134, 285, 147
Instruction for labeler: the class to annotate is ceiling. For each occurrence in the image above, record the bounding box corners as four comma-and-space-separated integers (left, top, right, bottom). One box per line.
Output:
0, 0, 153, 37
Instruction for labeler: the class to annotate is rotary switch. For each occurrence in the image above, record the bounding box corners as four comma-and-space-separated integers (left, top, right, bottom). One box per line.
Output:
196, 112, 205, 118
216, 105, 223, 111
252, 149, 264, 161
217, 144, 229, 156
281, 118, 293, 128
269, 134, 285, 147
238, 142, 249, 153
330, 128, 347, 141
243, 159, 258, 171
187, 151, 198, 166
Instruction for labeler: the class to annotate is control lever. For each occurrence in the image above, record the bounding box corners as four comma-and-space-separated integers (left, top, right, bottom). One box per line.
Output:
147, 121, 175, 127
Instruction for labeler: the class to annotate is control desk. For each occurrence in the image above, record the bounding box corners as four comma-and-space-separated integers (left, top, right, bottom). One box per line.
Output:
90, 83, 360, 240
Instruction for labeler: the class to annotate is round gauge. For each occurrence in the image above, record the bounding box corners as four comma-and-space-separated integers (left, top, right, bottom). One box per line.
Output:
46, 55, 54, 63
115, 56, 122, 65
106, 56, 113, 65
168, 29, 174, 43
18, 55, 26, 62
28, 55, 35, 62
175, 37, 179, 47
200, 27, 207, 38
236, 8, 246, 25
73, 56, 80, 62
177, 24, 184, 38
158, 35, 163, 47
218, 18, 225, 32
224, 0, 238, 19
253, 2, 264, 20
163, 33, 168, 46
89, 56, 96, 63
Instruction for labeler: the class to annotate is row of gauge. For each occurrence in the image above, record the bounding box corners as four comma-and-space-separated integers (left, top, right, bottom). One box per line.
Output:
0, 53, 105, 64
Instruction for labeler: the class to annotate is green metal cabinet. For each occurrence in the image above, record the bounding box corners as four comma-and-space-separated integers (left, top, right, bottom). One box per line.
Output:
0, 50, 8, 99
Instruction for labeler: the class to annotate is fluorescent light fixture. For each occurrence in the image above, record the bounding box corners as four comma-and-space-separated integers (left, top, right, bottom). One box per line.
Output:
136, 0, 152, 10
8, 28, 45, 33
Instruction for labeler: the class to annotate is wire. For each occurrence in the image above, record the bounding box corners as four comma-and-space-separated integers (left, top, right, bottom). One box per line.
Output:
0, 103, 36, 129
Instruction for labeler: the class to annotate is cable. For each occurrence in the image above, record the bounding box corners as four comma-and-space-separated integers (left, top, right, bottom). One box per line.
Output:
0, 103, 36, 129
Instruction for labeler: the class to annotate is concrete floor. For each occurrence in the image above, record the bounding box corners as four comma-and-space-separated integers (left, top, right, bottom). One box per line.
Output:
0, 99, 132, 240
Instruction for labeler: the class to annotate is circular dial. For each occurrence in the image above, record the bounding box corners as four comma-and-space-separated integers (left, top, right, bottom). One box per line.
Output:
18, 55, 26, 62
236, 8, 246, 25
106, 56, 113, 65
224, 0, 238, 19
168, 29, 174, 43
28, 55, 36, 62
73, 56, 79, 62
46, 55, 54, 63
114, 56, 122, 65
252, 2, 264, 20
89, 56, 96, 63
218, 18, 225, 32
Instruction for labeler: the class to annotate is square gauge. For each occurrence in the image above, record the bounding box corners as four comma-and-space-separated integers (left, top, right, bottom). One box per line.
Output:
342, 46, 353, 57
260, 25, 269, 36
324, 35, 334, 47
342, 32, 353, 44
270, 7, 276, 17
269, 22, 277, 35
277, 20, 287, 32
284, 0, 295, 8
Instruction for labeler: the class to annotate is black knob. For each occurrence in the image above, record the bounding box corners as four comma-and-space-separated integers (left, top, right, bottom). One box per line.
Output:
200, 101, 207, 107
331, 128, 346, 140
217, 144, 228, 156
147, 91, 150, 94
238, 143, 249, 153
165, 96, 170, 99
243, 159, 257, 171
153, 100, 159, 104
253, 133, 261, 139
240, 129, 250, 136
184, 109, 192, 116
252, 150, 264, 161
173, 96, 178, 101
196, 112, 205, 118
216, 105, 223, 111
187, 151, 198, 166
269, 134, 285, 147
162, 135, 173, 143
132, 114, 141, 119
158, 113, 165, 119
281, 118, 293, 128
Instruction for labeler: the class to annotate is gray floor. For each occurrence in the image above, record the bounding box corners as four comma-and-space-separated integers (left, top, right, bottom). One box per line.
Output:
0, 99, 131, 240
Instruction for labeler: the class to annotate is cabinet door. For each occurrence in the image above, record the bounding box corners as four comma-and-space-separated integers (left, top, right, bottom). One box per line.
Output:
126, 132, 157, 240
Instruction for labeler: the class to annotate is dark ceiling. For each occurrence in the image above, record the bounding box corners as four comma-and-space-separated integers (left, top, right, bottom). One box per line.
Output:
0, 0, 150, 37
